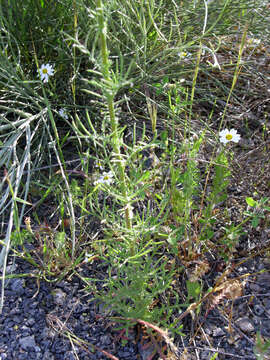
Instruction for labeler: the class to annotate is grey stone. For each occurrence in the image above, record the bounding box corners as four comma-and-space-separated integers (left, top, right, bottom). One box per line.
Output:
263, 298, 270, 309
200, 350, 213, 360
261, 326, 270, 337
10, 278, 25, 296
19, 335, 36, 350
254, 304, 265, 316
261, 320, 270, 330
43, 351, 55, 360
51, 288, 66, 306
236, 317, 255, 333
26, 317, 35, 326
100, 334, 111, 345
249, 283, 260, 292
12, 316, 21, 323
5, 264, 17, 274
257, 273, 270, 288
118, 350, 132, 358
212, 327, 225, 337
138, 342, 156, 360
253, 316, 261, 326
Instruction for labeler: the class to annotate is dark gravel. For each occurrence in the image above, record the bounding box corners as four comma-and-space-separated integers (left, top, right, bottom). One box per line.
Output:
1, 253, 270, 360
0, 258, 139, 360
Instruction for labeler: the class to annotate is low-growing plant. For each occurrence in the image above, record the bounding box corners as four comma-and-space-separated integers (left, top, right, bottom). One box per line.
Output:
70, 0, 250, 341
254, 332, 270, 360
9, 217, 82, 281
245, 196, 270, 228
0, 0, 269, 358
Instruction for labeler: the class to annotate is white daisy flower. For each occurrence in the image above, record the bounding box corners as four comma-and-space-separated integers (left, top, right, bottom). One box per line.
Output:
38, 63, 54, 83
94, 171, 114, 186
59, 108, 68, 120
219, 128, 241, 144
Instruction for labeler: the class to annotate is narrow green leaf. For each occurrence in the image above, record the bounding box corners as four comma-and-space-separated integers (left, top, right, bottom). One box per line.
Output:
14, 197, 32, 206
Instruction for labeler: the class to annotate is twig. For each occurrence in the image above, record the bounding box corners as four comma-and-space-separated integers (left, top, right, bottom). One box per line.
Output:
111, 316, 180, 358
21, 157, 84, 175
218, 311, 255, 346
187, 346, 256, 359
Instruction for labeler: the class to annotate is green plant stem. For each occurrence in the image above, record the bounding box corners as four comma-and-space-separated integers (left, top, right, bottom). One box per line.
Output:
96, 0, 133, 249
44, 96, 77, 259
72, 0, 77, 104
218, 24, 248, 130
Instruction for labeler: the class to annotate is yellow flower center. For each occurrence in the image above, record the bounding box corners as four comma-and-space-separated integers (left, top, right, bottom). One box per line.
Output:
226, 134, 233, 141
42, 68, 48, 74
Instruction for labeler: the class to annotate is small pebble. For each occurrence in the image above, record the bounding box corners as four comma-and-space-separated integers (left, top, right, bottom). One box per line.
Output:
212, 327, 225, 337
249, 283, 260, 292
263, 298, 270, 309
236, 317, 255, 333
257, 273, 270, 288
10, 278, 25, 296
19, 335, 36, 351
254, 304, 265, 316
100, 334, 111, 345
51, 288, 66, 306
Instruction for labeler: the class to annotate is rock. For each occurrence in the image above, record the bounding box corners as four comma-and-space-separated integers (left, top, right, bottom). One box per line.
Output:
236, 317, 255, 333
253, 316, 261, 326
51, 288, 66, 306
10, 278, 25, 296
212, 327, 225, 337
138, 342, 156, 360
118, 350, 133, 358
25, 317, 36, 326
100, 334, 111, 345
43, 350, 55, 360
5, 263, 17, 274
263, 298, 270, 309
261, 320, 270, 337
12, 315, 21, 324
254, 304, 265, 316
200, 350, 213, 360
249, 283, 260, 292
19, 335, 36, 350
257, 273, 270, 288
262, 257, 270, 268
18, 354, 28, 360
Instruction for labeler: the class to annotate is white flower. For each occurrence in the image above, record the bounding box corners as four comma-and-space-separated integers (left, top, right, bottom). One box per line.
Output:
246, 37, 261, 47
59, 108, 68, 120
219, 128, 241, 144
94, 171, 114, 186
178, 51, 191, 59
95, 160, 104, 171
84, 252, 92, 263
38, 63, 54, 83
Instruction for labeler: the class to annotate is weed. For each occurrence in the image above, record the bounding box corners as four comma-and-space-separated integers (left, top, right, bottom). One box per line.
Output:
0, 0, 269, 358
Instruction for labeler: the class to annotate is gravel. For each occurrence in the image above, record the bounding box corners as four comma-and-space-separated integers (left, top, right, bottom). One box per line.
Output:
0, 258, 138, 360
1, 253, 270, 359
